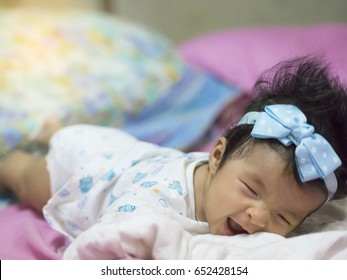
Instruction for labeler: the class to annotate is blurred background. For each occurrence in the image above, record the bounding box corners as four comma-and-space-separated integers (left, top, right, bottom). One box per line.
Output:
0, 0, 346, 156
1, 0, 347, 43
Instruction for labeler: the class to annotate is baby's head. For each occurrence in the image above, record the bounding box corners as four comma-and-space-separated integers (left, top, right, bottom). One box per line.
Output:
204, 57, 347, 236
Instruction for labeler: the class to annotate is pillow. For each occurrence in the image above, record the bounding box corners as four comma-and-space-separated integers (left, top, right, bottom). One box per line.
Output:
179, 24, 347, 93
0, 9, 184, 157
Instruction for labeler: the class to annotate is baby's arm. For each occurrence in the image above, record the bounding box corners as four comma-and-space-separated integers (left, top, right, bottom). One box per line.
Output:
0, 151, 51, 211
62, 206, 205, 259
0, 117, 63, 211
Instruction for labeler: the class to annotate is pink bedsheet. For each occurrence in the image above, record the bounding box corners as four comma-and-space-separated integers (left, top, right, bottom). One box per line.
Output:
0, 205, 65, 260
179, 24, 347, 92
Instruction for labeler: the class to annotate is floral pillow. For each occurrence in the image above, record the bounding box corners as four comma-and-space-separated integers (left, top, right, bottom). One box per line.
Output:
0, 9, 184, 157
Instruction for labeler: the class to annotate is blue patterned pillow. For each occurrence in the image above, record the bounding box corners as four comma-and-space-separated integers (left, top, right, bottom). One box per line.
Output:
0, 9, 184, 156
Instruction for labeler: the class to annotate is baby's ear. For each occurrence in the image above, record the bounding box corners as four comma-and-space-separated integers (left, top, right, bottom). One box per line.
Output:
208, 137, 227, 175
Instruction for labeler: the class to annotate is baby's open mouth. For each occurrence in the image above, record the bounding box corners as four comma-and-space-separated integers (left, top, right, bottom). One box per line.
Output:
225, 217, 248, 236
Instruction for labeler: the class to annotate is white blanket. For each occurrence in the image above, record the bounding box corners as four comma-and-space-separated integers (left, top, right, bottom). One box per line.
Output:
63, 197, 347, 260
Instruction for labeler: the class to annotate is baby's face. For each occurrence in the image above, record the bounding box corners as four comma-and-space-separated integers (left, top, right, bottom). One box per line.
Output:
202, 142, 326, 237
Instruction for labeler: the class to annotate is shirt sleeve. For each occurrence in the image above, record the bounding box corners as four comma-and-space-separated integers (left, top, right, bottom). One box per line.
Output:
63, 205, 210, 259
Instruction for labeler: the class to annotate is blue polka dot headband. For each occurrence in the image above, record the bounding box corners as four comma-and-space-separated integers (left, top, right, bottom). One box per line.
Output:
238, 104, 341, 201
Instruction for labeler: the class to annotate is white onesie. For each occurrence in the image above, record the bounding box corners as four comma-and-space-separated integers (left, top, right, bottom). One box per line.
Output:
43, 125, 209, 242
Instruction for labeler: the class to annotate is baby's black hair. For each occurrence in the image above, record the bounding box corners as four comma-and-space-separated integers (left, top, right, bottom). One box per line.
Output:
220, 56, 347, 200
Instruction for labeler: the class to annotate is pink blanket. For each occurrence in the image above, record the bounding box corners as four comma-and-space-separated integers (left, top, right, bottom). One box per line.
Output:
0, 205, 65, 260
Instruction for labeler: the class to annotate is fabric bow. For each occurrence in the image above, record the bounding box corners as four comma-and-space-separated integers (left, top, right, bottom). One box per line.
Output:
238, 104, 341, 200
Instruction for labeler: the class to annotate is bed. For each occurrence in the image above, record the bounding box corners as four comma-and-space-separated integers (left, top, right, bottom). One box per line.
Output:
1, 8, 347, 260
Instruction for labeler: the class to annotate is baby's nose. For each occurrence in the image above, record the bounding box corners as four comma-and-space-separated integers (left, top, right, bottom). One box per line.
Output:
246, 206, 270, 228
